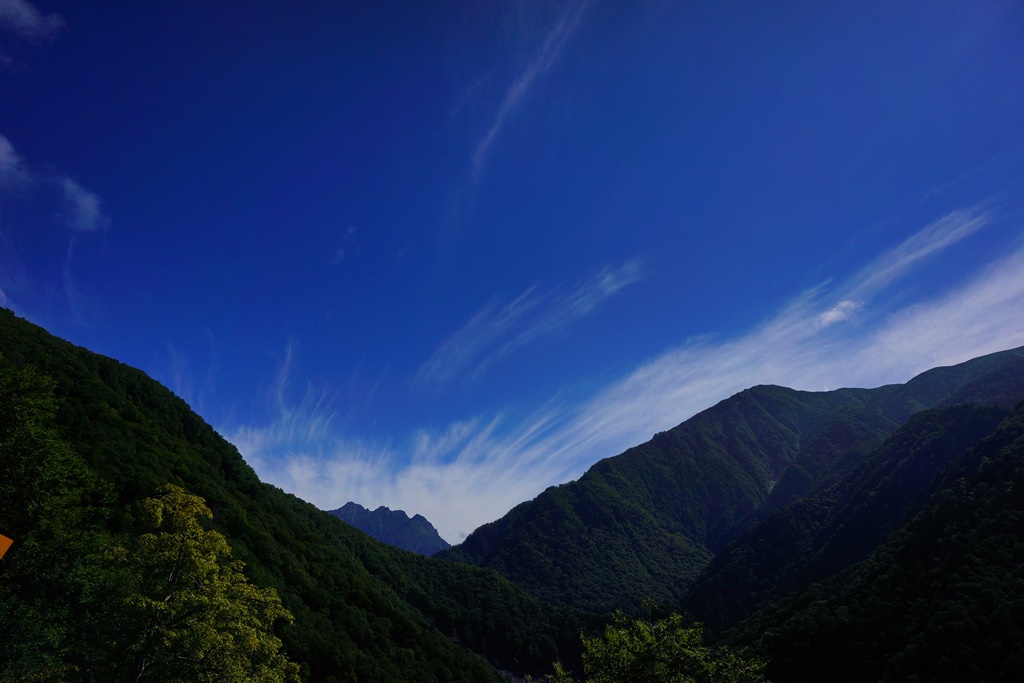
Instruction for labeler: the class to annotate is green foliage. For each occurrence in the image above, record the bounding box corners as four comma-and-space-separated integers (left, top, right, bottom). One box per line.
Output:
0, 361, 115, 680
5, 307, 1024, 682
0, 308, 578, 681
112, 484, 300, 682
0, 362, 299, 681
556, 611, 767, 683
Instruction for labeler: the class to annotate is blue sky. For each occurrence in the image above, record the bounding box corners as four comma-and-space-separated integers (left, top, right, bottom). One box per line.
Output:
2, 0, 1024, 541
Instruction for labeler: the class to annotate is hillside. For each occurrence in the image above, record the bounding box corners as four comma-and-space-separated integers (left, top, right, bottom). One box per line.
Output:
5, 304, 1024, 681
685, 403, 1011, 632
329, 502, 450, 556
0, 309, 588, 681
729, 401, 1024, 681
439, 346, 1024, 613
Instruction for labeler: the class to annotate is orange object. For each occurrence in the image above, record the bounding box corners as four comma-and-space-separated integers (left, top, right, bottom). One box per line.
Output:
0, 534, 12, 560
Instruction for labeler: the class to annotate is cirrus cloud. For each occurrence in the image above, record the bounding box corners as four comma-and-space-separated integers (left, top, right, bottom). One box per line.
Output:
225, 204, 1024, 542
0, 134, 110, 316
417, 257, 646, 388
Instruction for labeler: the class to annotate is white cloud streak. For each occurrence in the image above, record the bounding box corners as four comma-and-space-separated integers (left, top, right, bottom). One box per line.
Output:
227, 206, 1024, 543
60, 177, 108, 233
0, 0, 63, 41
0, 134, 30, 187
0, 135, 110, 314
844, 205, 991, 299
471, 1, 588, 180
418, 257, 646, 388
0, 135, 109, 232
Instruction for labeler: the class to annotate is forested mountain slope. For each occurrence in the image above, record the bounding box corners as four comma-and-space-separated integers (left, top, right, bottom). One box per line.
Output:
6, 304, 1022, 681
730, 402, 1024, 682
0, 309, 587, 681
685, 403, 1011, 632
329, 502, 450, 556
439, 346, 1024, 613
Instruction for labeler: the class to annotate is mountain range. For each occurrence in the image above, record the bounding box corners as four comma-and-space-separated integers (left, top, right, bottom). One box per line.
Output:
3, 305, 1023, 681
438, 347, 1024, 614
328, 502, 450, 556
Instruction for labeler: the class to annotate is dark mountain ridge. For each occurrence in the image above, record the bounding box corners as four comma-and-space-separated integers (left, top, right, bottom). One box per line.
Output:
329, 502, 450, 556
439, 346, 1024, 614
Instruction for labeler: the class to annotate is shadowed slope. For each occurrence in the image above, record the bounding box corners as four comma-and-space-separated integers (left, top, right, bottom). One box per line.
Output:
732, 402, 1024, 682
440, 346, 1024, 614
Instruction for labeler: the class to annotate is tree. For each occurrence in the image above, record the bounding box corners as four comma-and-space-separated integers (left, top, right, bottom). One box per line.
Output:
112, 485, 300, 683
554, 611, 767, 683
0, 362, 114, 680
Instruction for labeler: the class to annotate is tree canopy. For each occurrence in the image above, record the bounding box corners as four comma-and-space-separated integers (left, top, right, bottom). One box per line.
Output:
115, 484, 300, 682
553, 610, 767, 683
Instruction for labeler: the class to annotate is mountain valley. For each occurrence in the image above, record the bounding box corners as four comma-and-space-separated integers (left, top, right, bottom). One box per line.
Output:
3, 306, 1023, 681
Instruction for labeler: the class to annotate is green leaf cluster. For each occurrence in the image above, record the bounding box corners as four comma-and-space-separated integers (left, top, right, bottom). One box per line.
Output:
114, 484, 300, 682
0, 362, 299, 682
554, 611, 767, 683
0, 363, 115, 679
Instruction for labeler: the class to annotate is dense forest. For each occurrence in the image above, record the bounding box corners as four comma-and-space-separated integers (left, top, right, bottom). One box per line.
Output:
730, 401, 1024, 681
0, 309, 591, 681
3, 306, 1024, 681
439, 349, 1024, 614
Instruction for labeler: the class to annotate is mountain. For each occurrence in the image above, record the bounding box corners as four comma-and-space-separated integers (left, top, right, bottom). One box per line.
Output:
6, 303, 1024, 681
0, 308, 590, 681
685, 402, 1011, 632
329, 502, 450, 556
438, 346, 1024, 614
728, 401, 1024, 681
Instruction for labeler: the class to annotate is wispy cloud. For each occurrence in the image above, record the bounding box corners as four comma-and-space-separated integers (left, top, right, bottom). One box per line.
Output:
0, 0, 63, 41
0, 133, 31, 187
60, 177, 109, 233
845, 204, 991, 299
818, 299, 861, 327
418, 257, 646, 388
0, 134, 110, 315
0, 0, 64, 67
439, 2, 589, 260
158, 332, 220, 416
227, 205, 1024, 542
471, 1, 589, 181
0, 135, 110, 231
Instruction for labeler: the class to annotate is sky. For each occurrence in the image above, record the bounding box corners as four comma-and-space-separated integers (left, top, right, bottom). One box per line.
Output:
2, 0, 1024, 542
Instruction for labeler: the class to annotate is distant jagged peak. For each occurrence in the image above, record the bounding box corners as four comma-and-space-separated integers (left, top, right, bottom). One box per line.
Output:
329, 501, 451, 556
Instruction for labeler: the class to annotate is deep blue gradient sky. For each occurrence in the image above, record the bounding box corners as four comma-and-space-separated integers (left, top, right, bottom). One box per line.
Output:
3, 1, 1024, 540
